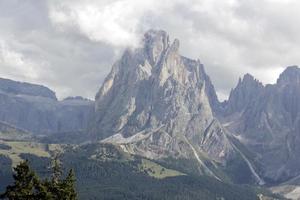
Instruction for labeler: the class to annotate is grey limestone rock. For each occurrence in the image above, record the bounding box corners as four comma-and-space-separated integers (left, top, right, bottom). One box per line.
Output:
221, 66, 300, 183
94, 30, 235, 168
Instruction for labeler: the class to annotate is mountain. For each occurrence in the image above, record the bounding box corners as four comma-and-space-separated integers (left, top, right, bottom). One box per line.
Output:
93, 30, 232, 162
0, 78, 57, 100
0, 29, 292, 199
91, 30, 271, 185
0, 78, 93, 135
220, 66, 300, 184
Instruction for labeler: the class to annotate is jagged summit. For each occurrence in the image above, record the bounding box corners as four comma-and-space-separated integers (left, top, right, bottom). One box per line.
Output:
235, 73, 263, 89
144, 30, 169, 50
238, 73, 263, 91
241, 73, 257, 83
142, 29, 180, 66
222, 73, 264, 115
277, 65, 300, 85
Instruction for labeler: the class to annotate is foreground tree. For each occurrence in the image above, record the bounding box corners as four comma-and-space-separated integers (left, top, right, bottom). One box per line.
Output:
0, 158, 77, 200
0, 160, 40, 199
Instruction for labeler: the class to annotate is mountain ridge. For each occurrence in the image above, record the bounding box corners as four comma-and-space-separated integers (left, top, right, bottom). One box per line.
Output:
0, 77, 94, 135
91, 29, 267, 185
0, 29, 299, 199
219, 65, 300, 185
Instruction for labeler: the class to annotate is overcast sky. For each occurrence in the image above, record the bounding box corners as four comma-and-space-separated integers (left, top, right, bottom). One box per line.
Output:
0, 0, 300, 100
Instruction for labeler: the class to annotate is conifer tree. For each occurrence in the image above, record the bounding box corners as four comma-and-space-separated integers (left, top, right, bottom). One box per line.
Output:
47, 153, 77, 200
1, 158, 78, 200
0, 160, 40, 199
61, 169, 77, 200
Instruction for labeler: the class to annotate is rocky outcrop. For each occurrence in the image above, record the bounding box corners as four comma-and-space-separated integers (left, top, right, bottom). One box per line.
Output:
221, 73, 264, 116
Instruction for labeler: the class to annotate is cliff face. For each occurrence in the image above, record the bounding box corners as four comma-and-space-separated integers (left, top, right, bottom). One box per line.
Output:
0, 78, 93, 134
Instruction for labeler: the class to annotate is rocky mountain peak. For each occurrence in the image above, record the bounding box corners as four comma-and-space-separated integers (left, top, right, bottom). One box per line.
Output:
223, 73, 264, 115
277, 65, 300, 85
238, 73, 261, 87
144, 30, 169, 49
93, 29, 234, 165
143, 29, 181, 66
241, 73, 254, 82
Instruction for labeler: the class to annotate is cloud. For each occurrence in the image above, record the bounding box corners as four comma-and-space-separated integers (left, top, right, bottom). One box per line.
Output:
48, 0, 168, 47
0, 40, 40, 79
0, 0, 300, 101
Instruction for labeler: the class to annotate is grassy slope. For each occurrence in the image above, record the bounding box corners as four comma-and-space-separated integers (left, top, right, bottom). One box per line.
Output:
0, 140, 50, 166
139, 158, 185, 179
0, 141, 284, 200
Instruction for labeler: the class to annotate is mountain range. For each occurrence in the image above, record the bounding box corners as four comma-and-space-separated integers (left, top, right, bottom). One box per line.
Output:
1, 29, 300, 199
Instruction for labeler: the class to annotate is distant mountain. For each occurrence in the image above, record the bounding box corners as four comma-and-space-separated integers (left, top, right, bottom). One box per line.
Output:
0, 78, 57, 100
0, 78, 93, 135
219, 66, 300, 184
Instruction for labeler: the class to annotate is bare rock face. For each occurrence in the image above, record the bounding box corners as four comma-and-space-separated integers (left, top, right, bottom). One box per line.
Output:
221, 66, 300, 183
0, 79, 93, 134
221, 74, 264, 116
94, 30, 234, 167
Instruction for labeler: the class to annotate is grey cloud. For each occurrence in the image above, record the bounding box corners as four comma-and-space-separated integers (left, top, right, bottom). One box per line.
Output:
0, 0, 116, 99
0, 0, 300, 101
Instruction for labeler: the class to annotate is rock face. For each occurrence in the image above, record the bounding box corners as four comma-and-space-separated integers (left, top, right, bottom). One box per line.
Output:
94, 30, 235, 170
221, 74, 264, 116
220, 66, 300, 183
0, 78, 93, 134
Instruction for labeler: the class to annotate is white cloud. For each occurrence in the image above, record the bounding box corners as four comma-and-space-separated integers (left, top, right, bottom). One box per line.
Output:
0, 40, 41, 80
48, 0, 173, 47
